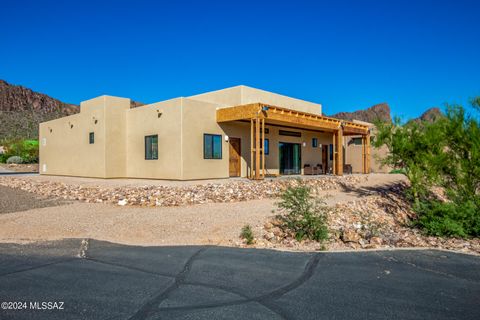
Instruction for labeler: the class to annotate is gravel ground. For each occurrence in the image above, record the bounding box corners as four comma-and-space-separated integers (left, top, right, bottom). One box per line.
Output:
0, 174, 405, 247
0, 185, 68, 214
0, 199, 275, 246
1, 174, 477, 255
16, 173, 364, 188
0, 174, 403, 246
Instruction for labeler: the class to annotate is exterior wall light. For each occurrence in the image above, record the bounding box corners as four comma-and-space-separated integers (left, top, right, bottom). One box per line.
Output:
225, 135, 229, 142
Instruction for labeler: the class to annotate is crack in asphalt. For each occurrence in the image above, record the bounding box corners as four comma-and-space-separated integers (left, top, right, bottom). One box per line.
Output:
82, 239, 176, 278
0, 239, 89, 277
167, 281, 287, 320
0, 258, 76, 277
128, 247, 208, 320
182, 281, 252, 300
152, 253, 322, 320
85, 257, 176, 279
374, 251, 479, 283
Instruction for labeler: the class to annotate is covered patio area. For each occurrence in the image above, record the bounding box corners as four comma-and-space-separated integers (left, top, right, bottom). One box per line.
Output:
217, 103, 371, 180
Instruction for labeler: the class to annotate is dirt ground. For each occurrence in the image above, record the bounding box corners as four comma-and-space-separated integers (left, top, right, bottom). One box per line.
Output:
0, 185, 68, 214
0, 174, 407, 247
0, 163, 39, 173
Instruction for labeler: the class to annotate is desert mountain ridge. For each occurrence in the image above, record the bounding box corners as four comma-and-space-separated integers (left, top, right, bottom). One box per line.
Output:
0, 79, 143, 140
330, 103, 443, 125
0, 79, 440, 140
0, 79, 78, 115
330, 103, 392, 123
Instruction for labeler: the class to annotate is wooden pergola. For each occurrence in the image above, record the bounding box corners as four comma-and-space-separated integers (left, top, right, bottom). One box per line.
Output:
217, 103, 371, 179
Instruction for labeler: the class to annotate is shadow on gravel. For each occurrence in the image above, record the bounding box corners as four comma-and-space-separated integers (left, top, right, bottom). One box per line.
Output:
0, 185, 70, 214
0, 239, 479, 320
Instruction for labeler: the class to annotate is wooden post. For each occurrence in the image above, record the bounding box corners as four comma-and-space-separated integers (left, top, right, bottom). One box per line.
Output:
365, 133, 370, 174
332, 132, 336, 175
362, 135, 366, 174
261, 118, 265, 178
255, 116, 260, 180
250, 118, 254, 179
336, 127, 343, 176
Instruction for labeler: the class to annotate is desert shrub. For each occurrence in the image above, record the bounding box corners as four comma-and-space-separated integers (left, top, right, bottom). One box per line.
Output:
375, 98, 480, 238
277, 181, 328, 242
240, 225, 254, 245
415, 200, 480, 238
0, 154, 8, 163
6, 156, 23, 164
1, 139, 39, 163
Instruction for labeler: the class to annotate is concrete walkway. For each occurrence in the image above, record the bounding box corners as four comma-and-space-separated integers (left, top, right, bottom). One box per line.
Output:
0, 239, 479, 319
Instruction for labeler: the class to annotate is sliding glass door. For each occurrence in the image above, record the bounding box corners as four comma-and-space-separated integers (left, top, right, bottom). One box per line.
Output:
279, 142, 301, 175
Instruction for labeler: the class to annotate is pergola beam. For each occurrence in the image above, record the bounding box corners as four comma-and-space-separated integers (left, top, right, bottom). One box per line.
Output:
216, 103, 369, 135
217, 104, 260, 122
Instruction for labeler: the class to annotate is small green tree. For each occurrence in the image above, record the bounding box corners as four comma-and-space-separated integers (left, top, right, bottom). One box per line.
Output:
374, 117, 447, 206
277, 181, 328, 242
374, 98, 480, 237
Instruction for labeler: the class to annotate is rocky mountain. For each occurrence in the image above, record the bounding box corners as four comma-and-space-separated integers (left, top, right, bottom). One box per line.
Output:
416, 107, 444, 123
0, 80, 79, 140
330, 103, 392, 123
331, 102, 444, 126
0, 80, 78, 115
0, 80, 144, 140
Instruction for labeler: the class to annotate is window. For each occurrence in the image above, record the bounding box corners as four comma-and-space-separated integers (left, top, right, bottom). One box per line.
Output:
204, 134, 222, 159
352, 137, 362, 145
312, 138, 318, 148
264, 139, 269, 155
329, 144, 333, 161
89, 132, 94, 144
145, 135, 158, 160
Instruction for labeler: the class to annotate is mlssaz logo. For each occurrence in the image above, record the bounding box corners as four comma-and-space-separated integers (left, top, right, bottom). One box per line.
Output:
30, 301, 64, 310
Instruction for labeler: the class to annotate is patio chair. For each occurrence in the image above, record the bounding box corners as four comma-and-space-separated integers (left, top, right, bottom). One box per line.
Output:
344, 164, 353, 174
303, 164, 314, 175
314, 164, 323, 175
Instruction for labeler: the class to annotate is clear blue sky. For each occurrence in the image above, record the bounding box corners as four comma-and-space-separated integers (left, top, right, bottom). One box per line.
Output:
1, 0, 479, 119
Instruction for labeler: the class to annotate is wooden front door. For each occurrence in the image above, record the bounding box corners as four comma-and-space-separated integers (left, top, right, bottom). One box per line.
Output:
229, 138, 241, 177
322, 145, 328, 174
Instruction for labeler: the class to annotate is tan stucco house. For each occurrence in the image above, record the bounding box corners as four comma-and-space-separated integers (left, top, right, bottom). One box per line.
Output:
39, 86, 381, 180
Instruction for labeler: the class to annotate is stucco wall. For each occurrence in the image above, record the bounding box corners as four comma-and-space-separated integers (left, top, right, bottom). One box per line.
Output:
344, 136, 391, 173
104, 96, 130, 178
39, 96, 108, 178
181, 98, 229, 180
125, 98, 183, 179
240, 86, 322, 115
189, 85, 322, 115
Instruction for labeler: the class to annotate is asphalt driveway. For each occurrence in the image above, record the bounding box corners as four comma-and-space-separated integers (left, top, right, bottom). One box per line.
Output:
0, 239, 479, 320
